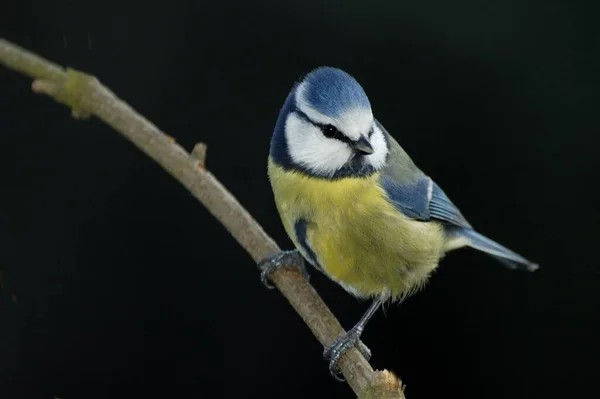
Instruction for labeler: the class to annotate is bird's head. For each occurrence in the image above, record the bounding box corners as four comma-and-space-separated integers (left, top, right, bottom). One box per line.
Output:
271, 66, 389, 179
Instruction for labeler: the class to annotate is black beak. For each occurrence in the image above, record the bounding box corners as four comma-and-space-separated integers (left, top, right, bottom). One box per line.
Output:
352, 136, 374, 155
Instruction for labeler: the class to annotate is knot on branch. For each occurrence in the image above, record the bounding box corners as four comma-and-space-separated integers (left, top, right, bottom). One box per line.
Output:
64, 68, 95, 119
32, 67, 96, 119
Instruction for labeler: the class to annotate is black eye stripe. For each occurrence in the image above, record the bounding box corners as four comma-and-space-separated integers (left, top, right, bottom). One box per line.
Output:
316, 124, 354, 145
320, 124, 340, 139
294, 109, 315, 125
293, 109, 354, 145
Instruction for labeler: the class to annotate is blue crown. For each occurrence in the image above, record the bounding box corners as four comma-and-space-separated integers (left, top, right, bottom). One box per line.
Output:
299, 67, 371, 118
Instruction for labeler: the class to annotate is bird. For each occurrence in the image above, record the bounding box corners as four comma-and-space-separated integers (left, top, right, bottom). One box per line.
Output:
258, 66, 538, 380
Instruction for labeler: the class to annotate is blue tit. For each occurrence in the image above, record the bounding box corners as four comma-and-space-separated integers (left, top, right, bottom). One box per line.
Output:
258, 66, 538, 380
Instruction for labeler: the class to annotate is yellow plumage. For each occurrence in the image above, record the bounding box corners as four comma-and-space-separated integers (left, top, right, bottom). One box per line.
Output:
268, 157, 446, 302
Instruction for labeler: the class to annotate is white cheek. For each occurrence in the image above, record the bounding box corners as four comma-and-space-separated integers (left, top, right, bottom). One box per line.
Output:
285, 114, 352, 176
364, 124, 388, 170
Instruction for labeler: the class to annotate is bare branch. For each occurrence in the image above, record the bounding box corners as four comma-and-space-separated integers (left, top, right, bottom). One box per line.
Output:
0, 38, 406, 398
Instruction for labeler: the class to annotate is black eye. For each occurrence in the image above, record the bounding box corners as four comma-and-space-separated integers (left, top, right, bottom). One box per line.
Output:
321, 124, 341, 139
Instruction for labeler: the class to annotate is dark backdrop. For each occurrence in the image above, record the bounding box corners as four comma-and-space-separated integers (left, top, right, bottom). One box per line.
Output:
1, 1, 598, 398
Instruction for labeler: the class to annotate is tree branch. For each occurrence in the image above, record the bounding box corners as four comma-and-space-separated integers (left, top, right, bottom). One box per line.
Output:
0, 38, 406, 398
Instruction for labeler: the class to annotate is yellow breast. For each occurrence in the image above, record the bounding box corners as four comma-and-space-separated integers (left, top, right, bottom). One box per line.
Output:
268, 158, 445, 301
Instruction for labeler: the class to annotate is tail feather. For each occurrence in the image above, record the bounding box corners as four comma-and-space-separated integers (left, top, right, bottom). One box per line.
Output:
451, 228, 539, 272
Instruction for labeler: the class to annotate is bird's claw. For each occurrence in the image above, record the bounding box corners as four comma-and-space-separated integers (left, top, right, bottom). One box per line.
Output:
257, 250, 309, 289
323, 328, 371, 381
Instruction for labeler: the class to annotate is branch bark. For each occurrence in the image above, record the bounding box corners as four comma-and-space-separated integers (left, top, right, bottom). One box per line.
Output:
0, 38, 406, 398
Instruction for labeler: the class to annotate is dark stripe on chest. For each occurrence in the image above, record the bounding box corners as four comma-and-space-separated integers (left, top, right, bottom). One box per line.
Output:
294, 218, 323, 272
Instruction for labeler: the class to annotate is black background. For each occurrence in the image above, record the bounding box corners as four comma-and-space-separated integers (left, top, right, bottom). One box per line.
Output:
1, 1, 598, 398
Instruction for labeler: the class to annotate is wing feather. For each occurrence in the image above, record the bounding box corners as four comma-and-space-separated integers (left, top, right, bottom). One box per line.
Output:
376, 120, 538, 271
377, 119, 472, 229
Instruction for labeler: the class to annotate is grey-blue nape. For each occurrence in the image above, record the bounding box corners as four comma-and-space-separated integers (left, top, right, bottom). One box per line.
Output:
301, 67, 371, 118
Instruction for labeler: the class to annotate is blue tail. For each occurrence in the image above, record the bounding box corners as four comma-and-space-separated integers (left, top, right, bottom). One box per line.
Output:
450, 228, 539, 272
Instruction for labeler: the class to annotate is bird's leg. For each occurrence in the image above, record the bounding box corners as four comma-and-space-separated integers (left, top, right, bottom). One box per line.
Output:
323, 297, 383, 381
257, 249, 309, 289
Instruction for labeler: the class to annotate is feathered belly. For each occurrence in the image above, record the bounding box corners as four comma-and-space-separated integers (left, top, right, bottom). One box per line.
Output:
268, 160, 445, 301
309, 203, 445, 301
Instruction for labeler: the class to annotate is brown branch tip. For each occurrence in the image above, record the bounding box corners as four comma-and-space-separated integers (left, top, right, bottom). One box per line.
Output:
0, 37, 406, 398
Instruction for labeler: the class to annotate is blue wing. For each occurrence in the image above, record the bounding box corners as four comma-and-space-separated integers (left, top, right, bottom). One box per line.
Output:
376, 120, 538, 272
375, 119, 471, 228
427, 181, 473, 229
380, 174, 472, 229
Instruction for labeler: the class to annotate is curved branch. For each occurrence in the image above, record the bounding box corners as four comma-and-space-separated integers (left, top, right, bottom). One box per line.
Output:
0, 38, 406, 398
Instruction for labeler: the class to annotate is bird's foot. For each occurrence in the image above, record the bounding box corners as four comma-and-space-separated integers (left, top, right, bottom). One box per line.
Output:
323, 327, 371, 381
257, 250, 309, 289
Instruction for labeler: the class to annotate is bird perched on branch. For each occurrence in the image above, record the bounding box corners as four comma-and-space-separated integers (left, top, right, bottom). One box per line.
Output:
259, 66, 538, 380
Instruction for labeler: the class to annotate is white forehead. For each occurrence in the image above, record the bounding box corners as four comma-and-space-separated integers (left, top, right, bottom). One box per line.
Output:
295, 82, 374, 141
